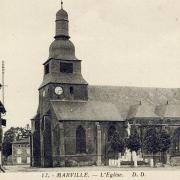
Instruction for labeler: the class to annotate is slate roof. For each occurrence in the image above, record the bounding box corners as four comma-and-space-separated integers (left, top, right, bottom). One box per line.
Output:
155, 104, 180, 118
51, 100, 123, 121
39, 73, 88, 89
88, 85, 180, 119
49, 39, 78, 60
127, 104, 159, 119
48, 85, 180, 121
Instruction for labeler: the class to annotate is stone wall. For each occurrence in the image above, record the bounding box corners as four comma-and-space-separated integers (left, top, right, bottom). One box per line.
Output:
61, 121, 126, 166
63, 121, 97, 166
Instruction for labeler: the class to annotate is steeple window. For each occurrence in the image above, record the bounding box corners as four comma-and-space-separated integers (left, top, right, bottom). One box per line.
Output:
44, 64, 49, 74
70, 86, 74, 94
60, 62, 73, 73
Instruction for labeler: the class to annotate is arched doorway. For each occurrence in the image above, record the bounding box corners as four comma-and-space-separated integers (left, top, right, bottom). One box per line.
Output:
173, 128, 180, 156
76, 126, 86, 153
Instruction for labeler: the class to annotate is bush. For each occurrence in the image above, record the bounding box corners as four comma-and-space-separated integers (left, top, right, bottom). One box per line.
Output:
120, 161, 149, 166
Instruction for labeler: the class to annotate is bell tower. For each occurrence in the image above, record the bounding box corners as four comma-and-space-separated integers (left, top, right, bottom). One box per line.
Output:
39, 1, 88, 113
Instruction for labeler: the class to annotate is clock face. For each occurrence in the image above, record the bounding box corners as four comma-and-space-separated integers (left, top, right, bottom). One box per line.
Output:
55, 86, 63, 95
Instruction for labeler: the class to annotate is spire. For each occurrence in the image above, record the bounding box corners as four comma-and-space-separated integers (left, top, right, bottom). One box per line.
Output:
49, 3, 77, 60
61, 0, 63, 9
55, 1, 69, 39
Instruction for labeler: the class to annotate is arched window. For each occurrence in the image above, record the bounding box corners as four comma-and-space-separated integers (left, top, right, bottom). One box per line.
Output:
76, 126, 86, 153
108, 126, 116, 141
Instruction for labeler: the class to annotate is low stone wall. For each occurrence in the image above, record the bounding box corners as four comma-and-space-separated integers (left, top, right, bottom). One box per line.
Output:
170, 156, 180, 166
64, 154, 97, 167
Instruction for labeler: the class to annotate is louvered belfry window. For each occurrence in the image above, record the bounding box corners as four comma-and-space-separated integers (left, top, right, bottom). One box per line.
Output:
60, 62, 73, 73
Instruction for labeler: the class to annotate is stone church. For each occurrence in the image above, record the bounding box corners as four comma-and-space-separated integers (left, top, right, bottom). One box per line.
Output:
31, 3, 180, 167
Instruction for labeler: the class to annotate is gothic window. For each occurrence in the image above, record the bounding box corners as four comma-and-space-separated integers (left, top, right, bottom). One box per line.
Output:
108, 126, 116, 141
60, 62, 73, 73
173, 128, 180, 155
44, 64, 49, 74
76, 126, 86, 153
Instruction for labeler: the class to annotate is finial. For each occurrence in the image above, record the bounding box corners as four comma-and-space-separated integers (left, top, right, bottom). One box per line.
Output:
61, 0, 63, 9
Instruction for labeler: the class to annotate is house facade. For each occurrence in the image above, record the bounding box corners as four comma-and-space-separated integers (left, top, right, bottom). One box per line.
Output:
12, 138, 30, 165
31, 3, 180, 167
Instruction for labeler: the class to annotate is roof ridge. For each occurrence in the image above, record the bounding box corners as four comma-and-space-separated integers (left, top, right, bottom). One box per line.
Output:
89, 85, 180, 89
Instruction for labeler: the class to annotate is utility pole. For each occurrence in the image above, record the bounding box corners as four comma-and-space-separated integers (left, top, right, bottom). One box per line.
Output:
0, 102, 6, 173
0, 61, 6, 173
2, 61, 5, 105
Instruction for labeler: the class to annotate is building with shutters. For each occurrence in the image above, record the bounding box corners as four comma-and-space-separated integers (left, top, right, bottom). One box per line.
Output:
31, 3, 180, 167
12, 138, 30, 165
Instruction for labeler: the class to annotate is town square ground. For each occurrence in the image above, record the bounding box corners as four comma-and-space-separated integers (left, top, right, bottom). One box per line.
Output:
3, 164, 180, 173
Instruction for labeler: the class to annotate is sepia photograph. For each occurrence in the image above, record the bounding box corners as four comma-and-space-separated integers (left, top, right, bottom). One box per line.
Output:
0, 0, 180, 179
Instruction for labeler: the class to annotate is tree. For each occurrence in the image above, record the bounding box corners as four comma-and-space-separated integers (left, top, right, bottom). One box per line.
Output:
159, 129, 171, 164
126, 128, 141, 152
126, 127, 141, 163
0, 128, 2, 146
144, 127, 172, 167
110, 131, 125, 158
2, 126, 30, 158
143, 127, 159, 167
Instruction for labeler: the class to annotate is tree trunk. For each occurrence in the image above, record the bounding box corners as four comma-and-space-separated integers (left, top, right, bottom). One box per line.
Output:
153, 153, 156, 167
162, 151, 167, 164
130, 151, 133, 167
160, 151, 162, 163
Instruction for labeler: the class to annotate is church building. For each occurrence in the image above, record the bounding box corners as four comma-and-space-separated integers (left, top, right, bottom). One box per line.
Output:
31, 2, 180, 167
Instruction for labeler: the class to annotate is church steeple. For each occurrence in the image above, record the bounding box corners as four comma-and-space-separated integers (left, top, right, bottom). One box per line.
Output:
39, 3, 88, 102
55, 1, 70, 39
48, 2, 77, 60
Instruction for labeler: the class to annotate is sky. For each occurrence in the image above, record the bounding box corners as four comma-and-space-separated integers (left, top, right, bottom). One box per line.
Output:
0, 0, 180, 129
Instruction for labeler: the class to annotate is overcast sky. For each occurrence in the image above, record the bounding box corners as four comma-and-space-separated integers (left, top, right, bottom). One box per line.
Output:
0, 0, 180, 129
